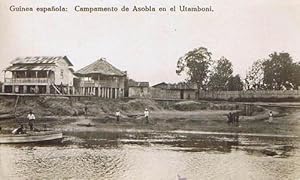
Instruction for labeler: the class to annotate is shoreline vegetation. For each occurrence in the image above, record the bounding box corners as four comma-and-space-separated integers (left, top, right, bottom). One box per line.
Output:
0, 95, 299, 137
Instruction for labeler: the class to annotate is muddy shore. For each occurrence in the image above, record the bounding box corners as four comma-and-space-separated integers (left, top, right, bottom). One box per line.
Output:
0, 95, 299, 136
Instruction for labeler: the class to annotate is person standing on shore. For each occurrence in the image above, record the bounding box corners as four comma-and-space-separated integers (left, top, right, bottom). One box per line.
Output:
144, 108, 149, 123
226, 112, 233, 125
235, 112, 240, 127
27, 110, 35, 131
268, 111, 273, 123
84, 105, 88, 115
116, 110, 120, 122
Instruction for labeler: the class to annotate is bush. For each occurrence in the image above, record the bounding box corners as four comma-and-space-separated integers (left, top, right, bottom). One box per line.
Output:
172, 101, 208, 111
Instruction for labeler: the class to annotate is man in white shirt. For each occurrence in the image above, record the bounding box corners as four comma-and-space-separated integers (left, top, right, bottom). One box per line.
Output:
268, 111, 273, 123
27, 111, 35, 131
144, 108, 149, 123
116, 110, 120, 122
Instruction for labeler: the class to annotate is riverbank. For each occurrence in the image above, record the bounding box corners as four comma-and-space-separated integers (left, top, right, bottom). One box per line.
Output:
54, 110, 300, 135
1, 109, 299, 136
0, 95, 299, 136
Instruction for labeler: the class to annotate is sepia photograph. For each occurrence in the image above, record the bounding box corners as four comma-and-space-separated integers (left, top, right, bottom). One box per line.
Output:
0, 0, 299, 179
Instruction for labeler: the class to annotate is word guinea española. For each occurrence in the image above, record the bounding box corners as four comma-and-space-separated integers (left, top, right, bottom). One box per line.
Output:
9, 5, 67, 13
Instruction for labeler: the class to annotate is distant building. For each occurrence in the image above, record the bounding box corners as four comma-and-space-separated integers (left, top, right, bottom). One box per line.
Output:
151, 82, 197, 100
2, 56, 75, 94
127, 79, 150, 98
0, 81, 2, 93
75, 58, 127, 98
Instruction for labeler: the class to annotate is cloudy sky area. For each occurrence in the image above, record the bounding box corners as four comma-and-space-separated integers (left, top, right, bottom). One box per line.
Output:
0, 0, 299, 85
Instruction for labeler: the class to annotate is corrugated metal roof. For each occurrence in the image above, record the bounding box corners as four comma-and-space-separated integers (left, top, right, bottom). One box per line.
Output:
153, 82, 197, 90
6, 65, 55, 71
128, 79, 149, 87
75, 58, 126, 76
152, 82, 168, 88
11, 56, 73, 66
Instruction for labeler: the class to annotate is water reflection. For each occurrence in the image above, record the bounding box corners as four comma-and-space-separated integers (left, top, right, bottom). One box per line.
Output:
64, 131, 297, 155
0, 131, 299, 179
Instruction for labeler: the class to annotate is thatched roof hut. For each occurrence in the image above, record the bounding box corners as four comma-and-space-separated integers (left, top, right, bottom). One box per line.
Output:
75, 58, 126, 77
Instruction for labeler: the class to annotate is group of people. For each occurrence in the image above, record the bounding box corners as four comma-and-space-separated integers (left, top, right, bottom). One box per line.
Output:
226, 112, 240, 126
84, 104, 150, 123
12, 110, 35, 134
115, 108, 150, 123
226, 110, 274, 126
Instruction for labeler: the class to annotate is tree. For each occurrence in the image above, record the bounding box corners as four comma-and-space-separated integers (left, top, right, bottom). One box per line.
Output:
291, 62, 300, 89
245, 52, 299, 90
263, 52, 294, 90
245, 59, 265, 90
176, 47, 212, 98
208, 57, 233, 91
227, 75, 244, 91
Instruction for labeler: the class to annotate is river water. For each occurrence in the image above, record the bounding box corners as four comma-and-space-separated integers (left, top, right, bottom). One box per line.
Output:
0, 130, 299, 180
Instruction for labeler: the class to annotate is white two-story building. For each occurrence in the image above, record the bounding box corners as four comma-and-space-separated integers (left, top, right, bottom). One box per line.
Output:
2, 56, 75, 94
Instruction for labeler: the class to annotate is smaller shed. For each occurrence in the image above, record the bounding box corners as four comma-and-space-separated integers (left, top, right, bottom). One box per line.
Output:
151, 82, 197, 100
127, 79, 150, 98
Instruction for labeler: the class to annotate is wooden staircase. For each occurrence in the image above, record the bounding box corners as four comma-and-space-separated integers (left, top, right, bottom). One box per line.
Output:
51, 83, 62, 95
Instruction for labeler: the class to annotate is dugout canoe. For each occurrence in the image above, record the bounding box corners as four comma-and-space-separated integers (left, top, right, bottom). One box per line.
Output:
0, 131, 63, 144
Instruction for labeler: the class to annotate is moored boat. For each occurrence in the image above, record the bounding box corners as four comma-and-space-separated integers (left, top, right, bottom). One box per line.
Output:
0, 131, 63, 144
0, 114, 15, 120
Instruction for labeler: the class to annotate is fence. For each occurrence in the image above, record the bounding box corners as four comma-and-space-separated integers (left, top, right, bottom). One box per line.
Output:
199, 90, 300, 100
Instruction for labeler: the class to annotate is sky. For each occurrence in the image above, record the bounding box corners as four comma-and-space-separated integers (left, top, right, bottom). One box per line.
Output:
0, 0, 299, 85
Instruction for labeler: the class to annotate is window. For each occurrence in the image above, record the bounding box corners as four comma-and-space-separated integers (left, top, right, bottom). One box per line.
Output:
60, 70, 64, 79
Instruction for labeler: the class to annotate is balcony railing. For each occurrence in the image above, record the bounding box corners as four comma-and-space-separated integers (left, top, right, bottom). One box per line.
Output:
80, 81, 96, 87
4, 78, 50, 84
80, 80, 121, 87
